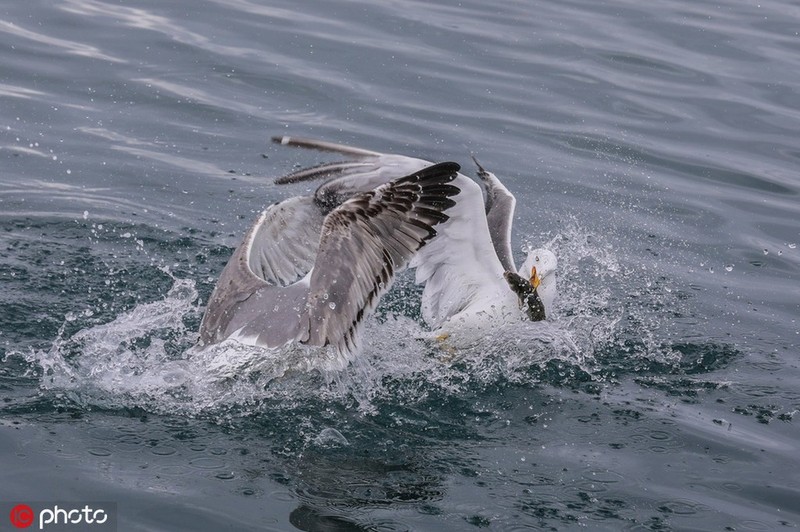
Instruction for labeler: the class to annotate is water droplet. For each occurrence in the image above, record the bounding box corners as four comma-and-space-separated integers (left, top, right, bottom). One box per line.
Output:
328, 302, 336, 310
314, 427, 349, 447
724, 264, 734, 272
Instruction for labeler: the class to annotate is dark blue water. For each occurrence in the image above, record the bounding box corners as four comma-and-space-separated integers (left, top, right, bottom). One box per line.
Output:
2, 0, 799, 530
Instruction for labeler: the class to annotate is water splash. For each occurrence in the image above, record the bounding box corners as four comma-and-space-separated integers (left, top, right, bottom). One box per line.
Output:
19, 222, 685, 418
29, 277, 201, 410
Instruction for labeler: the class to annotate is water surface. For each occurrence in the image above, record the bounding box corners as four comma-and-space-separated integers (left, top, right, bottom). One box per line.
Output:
2, 0, 799, 530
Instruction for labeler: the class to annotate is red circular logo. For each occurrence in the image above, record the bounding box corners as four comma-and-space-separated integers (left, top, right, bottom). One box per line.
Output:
9, 504, 34, 528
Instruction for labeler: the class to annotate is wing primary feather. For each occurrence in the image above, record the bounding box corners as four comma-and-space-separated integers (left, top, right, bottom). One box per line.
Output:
274, 160, 372, 184
271, 136, 382, 157
301, 162, 460, 354
471, 156, 517, 273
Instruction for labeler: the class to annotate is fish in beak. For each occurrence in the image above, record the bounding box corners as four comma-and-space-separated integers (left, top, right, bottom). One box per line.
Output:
503, 269, 546, 321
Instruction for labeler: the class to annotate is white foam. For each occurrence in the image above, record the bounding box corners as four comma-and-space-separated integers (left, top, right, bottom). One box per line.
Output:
21, 223, 678, 418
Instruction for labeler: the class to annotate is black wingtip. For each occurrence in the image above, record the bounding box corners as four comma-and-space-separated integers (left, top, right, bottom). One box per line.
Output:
433, 161, 461, 175
405, 161, 461, 186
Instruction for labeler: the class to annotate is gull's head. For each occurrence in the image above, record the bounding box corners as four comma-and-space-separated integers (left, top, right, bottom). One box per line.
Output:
503, 248, 557, 321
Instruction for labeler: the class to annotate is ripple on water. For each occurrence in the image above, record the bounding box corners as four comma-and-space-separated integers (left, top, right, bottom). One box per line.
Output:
647, 430, 672, 442
722, 482, 743, 492
86, 427, 120, 441
154, 464, 191, 477
628, 425, 684, 454
739, 519, 773, 531
711, 455, 731, 465
149, 445, 177, 456
750, 360, 785, 372
188, 456, 225, 470
114, 434, 144, 453
86, 447, 112, 457
738, 385, 781, 398
656, 498, 711, 516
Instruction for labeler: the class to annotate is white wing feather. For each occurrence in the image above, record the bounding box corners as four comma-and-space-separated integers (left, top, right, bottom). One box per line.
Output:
271, 137, 515, 329
410, 176, 509, 328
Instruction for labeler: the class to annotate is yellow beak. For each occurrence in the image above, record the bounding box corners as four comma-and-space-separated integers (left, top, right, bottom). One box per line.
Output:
530, 266, 541, 290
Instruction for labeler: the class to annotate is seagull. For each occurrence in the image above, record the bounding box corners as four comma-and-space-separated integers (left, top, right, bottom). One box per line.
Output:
198, 161, 462, 365
266, 136, 558, 347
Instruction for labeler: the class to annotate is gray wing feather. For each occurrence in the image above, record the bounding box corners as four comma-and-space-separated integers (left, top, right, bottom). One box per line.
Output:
200, 161, 461, 354
272, 135, 383, 157
302, 162, 461, 353
245, 196, 324, 286
472, 156, 517, 273
198, 196, 324, 345
271, 136, 433, 211
273, 160, 375, 184
311, 156, 431, 212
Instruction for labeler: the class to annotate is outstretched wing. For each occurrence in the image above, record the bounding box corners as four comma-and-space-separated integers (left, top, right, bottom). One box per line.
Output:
198, 195, 324, 345
272, 135, 383, 158
472, 155, 517, 273
270, 136, 514, 330
299, 162, 461, 353
271, 135, 433, 211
